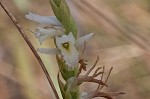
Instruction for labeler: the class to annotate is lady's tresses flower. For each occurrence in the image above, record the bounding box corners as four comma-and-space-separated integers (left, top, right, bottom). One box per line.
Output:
38, 32, 94, 67
25, 12, 95, 67
25, 12, 63, 27
25, 12, 64, 44
33, 27, 64, 44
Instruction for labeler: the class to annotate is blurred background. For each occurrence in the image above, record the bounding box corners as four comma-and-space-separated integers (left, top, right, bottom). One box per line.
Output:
0, 0, 150, 99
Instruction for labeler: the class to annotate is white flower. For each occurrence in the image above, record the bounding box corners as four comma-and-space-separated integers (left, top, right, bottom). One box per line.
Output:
34, 27, 64, 44
25, 12, 95, 67
55, 33, 79, 67
38, 32, 95, 67
25, 12, 64, 44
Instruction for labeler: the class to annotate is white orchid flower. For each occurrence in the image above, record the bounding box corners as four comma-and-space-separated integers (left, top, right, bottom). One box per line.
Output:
38, 32, 95, 67
25, 12, 95, 67
25, 12, 65, 44
33, 27, 65, 44
55, 33, 79, 67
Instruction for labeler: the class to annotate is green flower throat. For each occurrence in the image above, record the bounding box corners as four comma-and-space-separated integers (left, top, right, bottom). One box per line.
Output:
62, 42, 69, 50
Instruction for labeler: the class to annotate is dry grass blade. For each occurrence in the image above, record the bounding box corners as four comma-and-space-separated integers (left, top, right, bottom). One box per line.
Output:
85, 56, 99, 76
94, 91, 125, 99
93, 67, 103, 77
97, 66, 105, 90
99, 67, 113, 90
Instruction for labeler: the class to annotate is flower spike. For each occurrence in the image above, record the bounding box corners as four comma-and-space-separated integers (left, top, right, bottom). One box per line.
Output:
25, 12, 95, 67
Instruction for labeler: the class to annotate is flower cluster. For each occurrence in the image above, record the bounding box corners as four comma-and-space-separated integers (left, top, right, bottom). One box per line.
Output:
25, 12, 95, 67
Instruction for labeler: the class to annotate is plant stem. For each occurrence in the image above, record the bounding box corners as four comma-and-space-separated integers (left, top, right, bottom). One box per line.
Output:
0, 1, 60, 99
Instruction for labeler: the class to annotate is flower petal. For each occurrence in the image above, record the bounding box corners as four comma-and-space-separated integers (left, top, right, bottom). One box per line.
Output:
36, 27, 64, 36
75, 33, 95, 46
36, 33, 50, 44
56, 32, 75, 48
37, 48, 60, 54
34, 27, 64, 44
68, 32, 76, 44
60, 43, 79, 67
25, 12, 62, 26
56, 33, 79, 67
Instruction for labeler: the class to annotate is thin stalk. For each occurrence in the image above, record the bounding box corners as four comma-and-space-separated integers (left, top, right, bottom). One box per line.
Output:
0, 1, 60, 99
